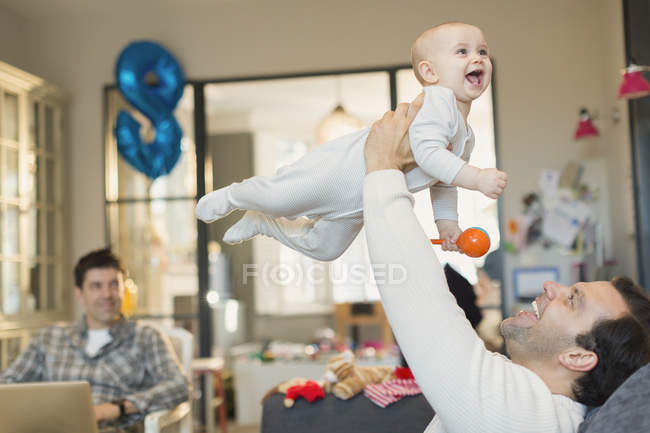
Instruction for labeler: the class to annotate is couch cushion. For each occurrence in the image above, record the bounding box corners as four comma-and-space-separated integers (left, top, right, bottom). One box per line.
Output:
578, 363, 650, 433
262, 392, 434, 433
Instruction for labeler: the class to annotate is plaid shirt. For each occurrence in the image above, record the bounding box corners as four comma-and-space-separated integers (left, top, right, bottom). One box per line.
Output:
0, 316, 190, 428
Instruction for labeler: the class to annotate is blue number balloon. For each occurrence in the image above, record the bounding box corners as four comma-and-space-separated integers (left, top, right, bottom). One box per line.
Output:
114, 41, 185, 180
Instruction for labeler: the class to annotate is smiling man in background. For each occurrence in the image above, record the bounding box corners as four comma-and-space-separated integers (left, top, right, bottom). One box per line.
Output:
0, 248, 189, 433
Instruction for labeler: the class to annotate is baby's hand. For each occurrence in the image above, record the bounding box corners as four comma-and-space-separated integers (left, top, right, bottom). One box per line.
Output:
477, 168, 508, 199
435, 220, 462, 252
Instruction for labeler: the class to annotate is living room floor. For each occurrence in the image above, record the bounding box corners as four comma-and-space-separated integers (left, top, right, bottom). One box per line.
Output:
228, 423, 260, 433
194, 423, 259, 433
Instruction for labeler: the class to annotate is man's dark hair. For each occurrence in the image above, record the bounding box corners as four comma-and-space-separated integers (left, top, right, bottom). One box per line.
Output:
74, 248, 125, 288
573, 276, 650, 407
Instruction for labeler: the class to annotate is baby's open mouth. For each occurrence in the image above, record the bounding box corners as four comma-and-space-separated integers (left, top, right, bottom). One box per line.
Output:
465, 70, 483, 86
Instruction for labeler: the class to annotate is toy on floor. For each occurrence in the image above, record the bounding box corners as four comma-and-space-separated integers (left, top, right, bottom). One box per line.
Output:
323, 350, 394, 400
430, 227, 490, 257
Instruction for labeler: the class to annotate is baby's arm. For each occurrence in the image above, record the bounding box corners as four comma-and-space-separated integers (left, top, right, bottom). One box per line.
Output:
452, 166, 508, 199
430, 184, 462, 252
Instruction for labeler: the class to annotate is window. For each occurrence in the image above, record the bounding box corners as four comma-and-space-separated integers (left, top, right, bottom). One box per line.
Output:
0, 61, 66, 324
104, 85, 198, 321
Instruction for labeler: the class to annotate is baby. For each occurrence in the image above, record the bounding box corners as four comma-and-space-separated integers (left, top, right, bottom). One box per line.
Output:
196, 22, 508, 261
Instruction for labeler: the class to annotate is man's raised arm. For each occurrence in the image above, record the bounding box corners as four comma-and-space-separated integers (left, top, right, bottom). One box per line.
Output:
362, 99, 565, 433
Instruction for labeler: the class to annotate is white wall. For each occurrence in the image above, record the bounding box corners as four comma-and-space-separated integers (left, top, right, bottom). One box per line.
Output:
0, 5, 28, 68
9, 0, 635, 291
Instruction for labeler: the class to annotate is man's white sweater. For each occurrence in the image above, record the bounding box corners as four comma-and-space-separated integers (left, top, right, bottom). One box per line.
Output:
363, 170, 586, 433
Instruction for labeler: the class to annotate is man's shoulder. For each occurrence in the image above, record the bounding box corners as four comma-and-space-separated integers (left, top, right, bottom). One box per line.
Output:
27, 323, 75, 347
35, 323, 75, 338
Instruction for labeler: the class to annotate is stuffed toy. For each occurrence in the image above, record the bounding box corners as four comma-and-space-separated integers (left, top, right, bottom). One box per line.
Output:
261, 377, 326, 408
323, 350, 393, 400
285, 380, 325, 407
394, 366, 414, 379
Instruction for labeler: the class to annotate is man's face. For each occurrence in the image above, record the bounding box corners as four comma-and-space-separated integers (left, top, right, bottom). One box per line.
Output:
501, 280, 629, 359
74, 267, 124, 329
429, 24, 492, 103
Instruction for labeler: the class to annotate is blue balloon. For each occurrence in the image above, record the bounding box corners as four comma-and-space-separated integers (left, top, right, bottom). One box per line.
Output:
114, 41, 185, 180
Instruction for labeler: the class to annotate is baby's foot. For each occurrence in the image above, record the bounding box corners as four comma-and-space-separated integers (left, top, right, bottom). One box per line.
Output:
223, 211, 265, 244
195, 187, 235, 222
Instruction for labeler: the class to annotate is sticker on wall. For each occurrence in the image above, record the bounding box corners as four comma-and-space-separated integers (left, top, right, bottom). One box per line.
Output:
114, 41, 185, 180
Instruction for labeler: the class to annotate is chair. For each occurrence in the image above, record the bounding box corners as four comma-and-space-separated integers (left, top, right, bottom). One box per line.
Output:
192, 357, 227, 433
143, 325, 194, 433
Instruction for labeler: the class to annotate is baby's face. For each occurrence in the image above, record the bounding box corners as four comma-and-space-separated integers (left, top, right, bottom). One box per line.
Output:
428, 25, 492, 103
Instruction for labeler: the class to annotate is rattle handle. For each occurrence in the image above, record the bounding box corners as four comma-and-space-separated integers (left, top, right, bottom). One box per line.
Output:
430, 239, 444, 245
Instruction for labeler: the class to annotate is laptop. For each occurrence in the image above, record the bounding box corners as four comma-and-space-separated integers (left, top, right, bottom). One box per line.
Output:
0, 381, 99, 433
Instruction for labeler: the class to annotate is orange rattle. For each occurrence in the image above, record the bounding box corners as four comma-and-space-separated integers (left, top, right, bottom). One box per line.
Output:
430, 227, 490, 258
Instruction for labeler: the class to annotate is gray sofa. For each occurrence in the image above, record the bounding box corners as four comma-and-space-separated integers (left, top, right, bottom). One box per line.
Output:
262, 393, 434, 433
262, 363, 650, 433
578, 363, 650, 433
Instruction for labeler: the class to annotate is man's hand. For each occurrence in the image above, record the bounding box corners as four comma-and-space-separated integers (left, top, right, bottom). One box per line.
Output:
364, 93, 424, 174
94, 400, 138, 422
477, 168, 508, 199
94, 403, 120, 422
435, 219, 462, 252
